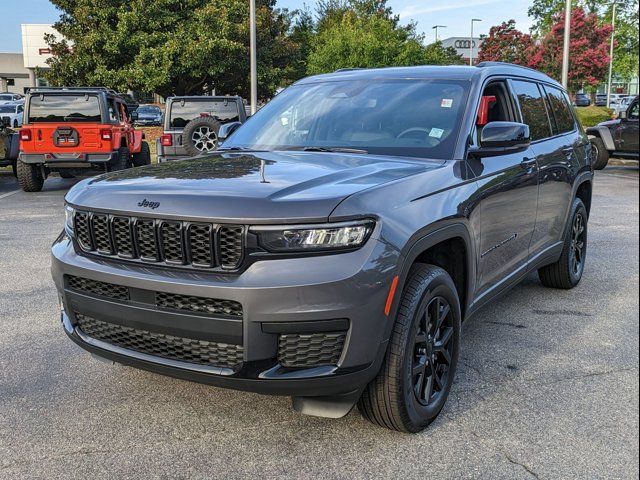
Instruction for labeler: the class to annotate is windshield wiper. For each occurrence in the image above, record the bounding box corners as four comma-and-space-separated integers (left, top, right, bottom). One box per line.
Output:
286, 146, 369, 154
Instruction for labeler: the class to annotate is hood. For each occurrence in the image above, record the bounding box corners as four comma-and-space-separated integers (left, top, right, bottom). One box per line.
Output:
597, 118, 620, 127
66, 151, 441, 223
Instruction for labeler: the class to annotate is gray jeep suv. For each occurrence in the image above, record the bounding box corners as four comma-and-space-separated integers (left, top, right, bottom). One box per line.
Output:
52, 63, 593, 432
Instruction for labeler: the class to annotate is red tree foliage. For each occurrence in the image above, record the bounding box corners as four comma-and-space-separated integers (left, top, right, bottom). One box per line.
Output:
477, 20, 536, 65
478, 9, 613, 93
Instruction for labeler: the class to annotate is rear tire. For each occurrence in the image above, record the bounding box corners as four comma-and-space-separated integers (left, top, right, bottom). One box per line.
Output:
132, 141, 151, 167
538, 198, 588, 289
16, 161, 44, 192
358, 264, 461, 432
590, 137, 609, 170
110, 146, 131, 171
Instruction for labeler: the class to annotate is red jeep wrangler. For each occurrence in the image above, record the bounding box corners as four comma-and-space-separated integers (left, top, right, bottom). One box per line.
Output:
17, 87, 151, 192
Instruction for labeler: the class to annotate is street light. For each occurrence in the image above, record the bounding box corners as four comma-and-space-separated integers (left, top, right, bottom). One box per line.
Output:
561, 0, 571, 89
606, 2, 618, 108
249, 0, 257, 115
470, 19, 482, 66
432, 25, 446, 42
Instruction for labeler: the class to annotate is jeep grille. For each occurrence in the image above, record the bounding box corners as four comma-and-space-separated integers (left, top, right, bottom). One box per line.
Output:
73, 211, 245, 271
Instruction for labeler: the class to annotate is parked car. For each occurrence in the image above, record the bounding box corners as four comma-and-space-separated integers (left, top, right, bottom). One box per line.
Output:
53, 63, 593, 433
0, 118, 19, 175
156, 96, 247, 162
612, 95, 636, 117
595, 94, 608, 107
574, 93, 591, 107
0, 93, 23, 105
608, 93, 626, 106
16, 87, 151, 192
588, 96, 639, 169
0, 102, 24, 128
133, 105, 163, 126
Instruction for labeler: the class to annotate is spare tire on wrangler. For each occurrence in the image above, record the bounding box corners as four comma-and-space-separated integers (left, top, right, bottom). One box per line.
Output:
182, 116, 221, 156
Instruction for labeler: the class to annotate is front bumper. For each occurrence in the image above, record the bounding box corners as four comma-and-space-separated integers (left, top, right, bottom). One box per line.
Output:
52, 233, 399, 397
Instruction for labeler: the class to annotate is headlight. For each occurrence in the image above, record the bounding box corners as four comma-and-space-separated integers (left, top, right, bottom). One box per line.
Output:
64, 205, 75, 234
254, 220, 375, 253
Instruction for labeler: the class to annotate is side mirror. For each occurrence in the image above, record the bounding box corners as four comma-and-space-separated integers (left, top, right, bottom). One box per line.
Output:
218, 121, 242, 142
470, 121, 531, 157
618, 110, 627, 120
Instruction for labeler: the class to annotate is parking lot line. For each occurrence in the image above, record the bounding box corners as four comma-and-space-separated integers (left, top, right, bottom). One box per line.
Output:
0, 189, 20, 200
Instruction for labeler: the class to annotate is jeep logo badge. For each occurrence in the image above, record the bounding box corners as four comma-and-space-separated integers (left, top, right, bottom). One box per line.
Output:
138, 199, 160, 210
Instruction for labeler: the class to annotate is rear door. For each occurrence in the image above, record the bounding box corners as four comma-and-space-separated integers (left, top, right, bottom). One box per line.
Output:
525, 83, 582, 256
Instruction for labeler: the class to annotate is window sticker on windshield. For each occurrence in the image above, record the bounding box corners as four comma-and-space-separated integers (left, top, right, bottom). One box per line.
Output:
441, 99, 453, 108
429, 128, 445, 139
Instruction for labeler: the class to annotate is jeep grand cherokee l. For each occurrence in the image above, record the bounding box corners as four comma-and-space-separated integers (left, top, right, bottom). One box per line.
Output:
52, 63, 593, 432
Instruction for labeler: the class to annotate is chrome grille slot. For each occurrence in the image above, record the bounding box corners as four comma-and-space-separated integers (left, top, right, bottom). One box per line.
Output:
135, 219, 159, 261
113, 216, 134, 257
92, 214, 112, 254
160, 222, 184, 263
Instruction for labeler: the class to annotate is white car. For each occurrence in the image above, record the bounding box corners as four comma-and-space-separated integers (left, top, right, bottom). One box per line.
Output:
613, 96, 637, 117
0, 93, 23, 105
0, 103, 24, 128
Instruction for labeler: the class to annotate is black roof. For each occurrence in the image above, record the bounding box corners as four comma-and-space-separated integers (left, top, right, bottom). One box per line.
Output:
26, 86, 126, 99
298, 62, 564, 90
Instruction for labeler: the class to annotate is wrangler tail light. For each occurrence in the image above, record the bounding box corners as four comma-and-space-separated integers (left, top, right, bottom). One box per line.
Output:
161, 134, 173, 147
100, 128, 113, 141
19, 129, 32, 141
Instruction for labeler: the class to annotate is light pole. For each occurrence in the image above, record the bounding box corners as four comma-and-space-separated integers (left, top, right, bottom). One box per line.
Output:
470, 19, 482, 66
606, 2, 617, 108
432, 25, 446, 42
561, 0, 571, 89
249, 0, 257, 115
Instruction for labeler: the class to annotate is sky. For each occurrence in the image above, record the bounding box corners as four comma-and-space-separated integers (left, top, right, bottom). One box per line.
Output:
0, 0, 535, 53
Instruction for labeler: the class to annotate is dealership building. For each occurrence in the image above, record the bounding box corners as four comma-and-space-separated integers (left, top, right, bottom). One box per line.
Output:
0, 24, 61, 93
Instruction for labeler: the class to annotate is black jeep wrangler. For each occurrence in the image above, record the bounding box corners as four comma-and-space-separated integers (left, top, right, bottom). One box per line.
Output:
0, 117, 18, 176
157, 96, 247, 162
53, 63, 593, 432
587, 96, 639, 169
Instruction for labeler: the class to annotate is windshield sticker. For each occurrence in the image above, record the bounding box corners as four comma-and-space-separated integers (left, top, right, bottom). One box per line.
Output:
441, 99, 454, 108
429, 128, 445, 139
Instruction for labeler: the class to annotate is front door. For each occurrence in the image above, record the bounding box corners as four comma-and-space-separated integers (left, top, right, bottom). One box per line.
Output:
619, 100, 639, 152
472, 80, 540, 298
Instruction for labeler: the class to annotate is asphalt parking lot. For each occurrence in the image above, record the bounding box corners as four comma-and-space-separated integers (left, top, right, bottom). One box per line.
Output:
0, 166, 638, 479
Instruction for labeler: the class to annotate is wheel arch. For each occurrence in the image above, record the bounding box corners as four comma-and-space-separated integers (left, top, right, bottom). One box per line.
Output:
388, 223, 476, 329
586, 126, 615, 151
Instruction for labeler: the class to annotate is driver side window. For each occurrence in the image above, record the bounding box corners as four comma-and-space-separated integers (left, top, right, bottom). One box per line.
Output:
475, 81, 515, 144
629, 101, 639, 120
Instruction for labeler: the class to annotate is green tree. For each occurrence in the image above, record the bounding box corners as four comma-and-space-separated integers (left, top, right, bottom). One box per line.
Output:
306, 0, 462, 75
44, 0, 300, 99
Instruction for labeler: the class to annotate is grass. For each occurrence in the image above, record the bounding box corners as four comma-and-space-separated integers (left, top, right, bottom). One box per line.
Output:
575, 105, 614, 128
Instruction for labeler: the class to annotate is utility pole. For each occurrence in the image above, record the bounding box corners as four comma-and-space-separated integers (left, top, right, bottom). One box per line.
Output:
432, 25, 446, 42
561, 0, 571, 89
470, 19, 482, 66
606, 2, 617, 108
249, 0, 258, 115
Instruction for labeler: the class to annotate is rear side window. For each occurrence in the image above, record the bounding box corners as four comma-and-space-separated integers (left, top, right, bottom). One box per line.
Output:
545, 86, 576, 134
511, 80, 552, 141
28, 95, 101, 123
169, 100, 240, 128
630, 101, 639, 120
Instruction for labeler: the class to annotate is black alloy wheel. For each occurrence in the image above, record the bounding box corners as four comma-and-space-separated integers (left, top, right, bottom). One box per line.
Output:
412, 296, 454, 407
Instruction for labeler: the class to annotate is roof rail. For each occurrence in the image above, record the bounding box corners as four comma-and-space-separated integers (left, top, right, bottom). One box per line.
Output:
334, 68, 364, 73
475, 61, 541, 74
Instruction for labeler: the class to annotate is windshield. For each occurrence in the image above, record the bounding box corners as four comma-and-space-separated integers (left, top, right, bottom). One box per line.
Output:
28, 94, 101, 123
138, 106, 161, 114
169, 99, 240, 128
0, 105, 16, 113
223, 79, 469, 159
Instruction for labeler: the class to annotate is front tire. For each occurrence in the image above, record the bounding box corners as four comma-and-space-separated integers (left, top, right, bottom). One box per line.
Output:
590, 137, 609, 170
538, 198, 588, 289
16, 161, 44, 192
358, 264, 461, 432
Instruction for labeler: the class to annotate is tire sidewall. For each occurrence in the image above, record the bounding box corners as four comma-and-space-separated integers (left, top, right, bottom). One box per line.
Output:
399, 269, 461, 430
182, 117, 221, 157
566, 199, 588, 285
